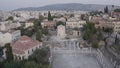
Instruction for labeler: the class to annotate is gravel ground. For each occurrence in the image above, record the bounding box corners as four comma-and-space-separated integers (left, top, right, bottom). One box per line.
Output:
50, 36, 114, 68
51, 49, 102, 68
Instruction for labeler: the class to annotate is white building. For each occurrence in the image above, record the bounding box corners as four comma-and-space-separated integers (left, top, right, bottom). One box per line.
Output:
53, 17, 66, 23
41, 21, 56, 30
10, 30, 21, 42
113, 21, 120, 39
57, 25, 66, 39
113, 21, 120, 33
11, 36, 42, 60
72, 30, 81, 37
0, 32, 11, 47
0, 30, 21, 47
0, 21, 21, 31
25, 21, 34, 28
66, 20, 86, 28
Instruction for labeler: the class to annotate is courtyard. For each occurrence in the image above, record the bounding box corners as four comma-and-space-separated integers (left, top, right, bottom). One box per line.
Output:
50, 36, 114, 68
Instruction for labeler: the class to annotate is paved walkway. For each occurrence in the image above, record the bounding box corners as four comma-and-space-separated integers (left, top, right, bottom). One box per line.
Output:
51, 46, 102, 68
49, 36, 114, 68
52, 51, 101, 68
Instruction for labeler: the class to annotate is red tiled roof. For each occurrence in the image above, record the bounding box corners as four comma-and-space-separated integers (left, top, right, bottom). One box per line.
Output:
12, 36, 41, 54
13, 48, 25, 54
19, 36, 30, 41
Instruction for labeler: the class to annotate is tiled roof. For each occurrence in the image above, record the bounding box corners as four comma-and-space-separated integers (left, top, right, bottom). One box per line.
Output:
12, 36, 41, 54
12, 48, 25, 54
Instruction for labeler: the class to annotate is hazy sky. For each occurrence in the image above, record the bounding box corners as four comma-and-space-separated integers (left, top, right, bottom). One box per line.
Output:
0, 0, 120, 10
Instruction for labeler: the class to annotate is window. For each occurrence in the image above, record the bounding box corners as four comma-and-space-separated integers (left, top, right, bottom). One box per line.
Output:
39, 45, 41, 48
22, 56, 24, 60
28, 50, 29, 54
32, 49, 34, 52
19, 56, 21, 60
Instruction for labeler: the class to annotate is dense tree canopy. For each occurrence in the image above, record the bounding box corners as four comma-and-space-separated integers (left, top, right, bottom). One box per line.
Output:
54, 21, 65, 29
33, 19, 42, 41
22, 61, 41, 68
3, 47, 50, 68
97, 30, 104, 41
103, 27, 113, 34
114, 8, 120, 12
29, 47, 50, 64
15, 26, 34, 37
39, 15, 44, 21
81, 14, 86, 20
82, 22, 104, 48
42, 28, 49, 35
83, 22, 97, 42
91, 42, 99, 48
90, 11, 103, 16
5, 43, 13, 62
4, 61, 19, 68
36, 30, 42, 42
33, 19, 41, 31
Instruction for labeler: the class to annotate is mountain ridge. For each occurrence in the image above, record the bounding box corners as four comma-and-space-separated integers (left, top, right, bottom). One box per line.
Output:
14, 3, 120, 11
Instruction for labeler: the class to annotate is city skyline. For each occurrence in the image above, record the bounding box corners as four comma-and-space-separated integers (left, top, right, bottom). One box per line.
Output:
0, 0, 120, 10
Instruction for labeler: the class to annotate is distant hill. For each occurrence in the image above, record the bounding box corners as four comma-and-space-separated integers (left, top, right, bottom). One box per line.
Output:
14, 3, 120, 11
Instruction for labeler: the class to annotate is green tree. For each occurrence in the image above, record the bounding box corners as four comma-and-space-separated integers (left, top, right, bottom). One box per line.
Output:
91, 42, 99, 48
112, 5, 114, 8
24, 29, 34, 37
29, 47, 50, 64
39, 15, 44, 21
104, 6, 109, 13
82, 22, 101, 43
73, 27, 79, 30
97, 30, 104, 41
48, 11, 52, 21
83, 22, 97, 34
42, 28, 49, 35
5, 43, 13, 62
115, 35, 119, 45
114, 8, 120, 12
81, 14, 85, 20
15, 26, 34, 37
4, 61, 18, 68
103, 27, 113, 34
54, 21, 65, 29
33, 19, 42, 41
36, 30, 42, 42
83, 30, 91, 40
22, 61, 41, 68
27, 18, 36, 21
70, 14, 74, 17
90, 11, 103, 16
5, 16, 13, 21
34, 19, 41, 31
0, 61, 4, 68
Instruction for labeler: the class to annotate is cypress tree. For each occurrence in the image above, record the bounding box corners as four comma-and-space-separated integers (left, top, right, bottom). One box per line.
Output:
48, 11, 52, 21
104, 6, 108, 13
5, 43, 13, 62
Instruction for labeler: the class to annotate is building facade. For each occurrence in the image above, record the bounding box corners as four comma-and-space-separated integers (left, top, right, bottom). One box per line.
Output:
66, 21, 86, 28
41, 21, 56, 30
57, 25, 66, 39
25, 21, 34, 28
11, 36, 42, 60
0, 30, 21, 47
113, 21, 120, 33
